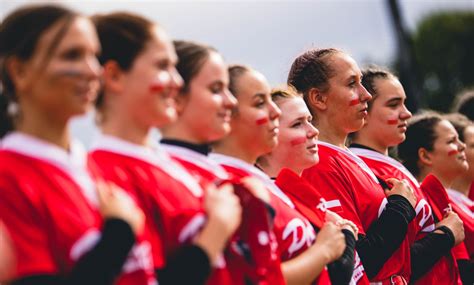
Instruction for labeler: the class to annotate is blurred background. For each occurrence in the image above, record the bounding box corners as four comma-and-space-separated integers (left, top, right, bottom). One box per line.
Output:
1, 0, 473, 145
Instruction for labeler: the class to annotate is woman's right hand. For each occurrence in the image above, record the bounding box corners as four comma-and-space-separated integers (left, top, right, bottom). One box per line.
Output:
195, 183, 242, 264
384, 178, 417, 208
204, 183, 242, 237
313, 222, 346, 263
97, 181, 145, 235
435, 211, 465, 246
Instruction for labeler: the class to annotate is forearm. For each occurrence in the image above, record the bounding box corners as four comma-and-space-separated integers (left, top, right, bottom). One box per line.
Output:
356, 195, 415, 278
328, 229, 356, 285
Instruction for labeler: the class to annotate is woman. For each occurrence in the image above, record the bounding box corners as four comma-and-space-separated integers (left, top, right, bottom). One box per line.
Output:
445, 113, 474, 259
88, 13, 241, 285
160, 41, 284, 285
211, 69, 357, 285
350, 66, 466, 284
398, 112, 473, 284
288, 48, 417, 284
0, 5, 146, 284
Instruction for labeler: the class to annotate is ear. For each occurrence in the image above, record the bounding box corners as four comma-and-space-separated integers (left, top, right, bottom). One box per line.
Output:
6, 57, 31, 93
418, 147, 433, 167
102, 60, 125, 94
307, 87, 328, 111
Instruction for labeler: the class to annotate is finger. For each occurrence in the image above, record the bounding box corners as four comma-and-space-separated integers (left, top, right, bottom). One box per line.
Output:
218, 183, 234, 193
385, 178, 401, 184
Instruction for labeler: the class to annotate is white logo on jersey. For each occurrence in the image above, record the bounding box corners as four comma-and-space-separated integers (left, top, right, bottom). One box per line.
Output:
316, 198, 328, 212
377, 198, 388, 218
70, 229, 101, 261
415, 198, 435, 232
282, 218, 316, 258
351, 251, 365, 284
178, 213, 206, 243
70, 229, 154, 274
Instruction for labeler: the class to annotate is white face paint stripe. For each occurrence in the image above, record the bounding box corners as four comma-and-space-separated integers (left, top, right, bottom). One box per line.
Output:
325, 199, 342, 209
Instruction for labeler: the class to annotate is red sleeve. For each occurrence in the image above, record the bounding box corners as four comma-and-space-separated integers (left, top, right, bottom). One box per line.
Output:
0, 175, 58, 277
452, 242, 470, 260
303, 166, 365, 235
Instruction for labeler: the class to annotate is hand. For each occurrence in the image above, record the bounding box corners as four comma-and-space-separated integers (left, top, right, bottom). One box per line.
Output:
313, 222, 346, 263
195, 183, 242, 264
325, 211, 358, 239
384, 178, 417, 208
241, 176, 271, 204
435, 211, 465, 246
0, 223, 15, 282
204, 183, 242, 238
97, 180, 144, 235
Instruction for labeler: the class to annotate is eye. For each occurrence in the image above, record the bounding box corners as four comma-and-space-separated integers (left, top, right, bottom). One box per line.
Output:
61, 48, 82, 61
291, 121, 302, 128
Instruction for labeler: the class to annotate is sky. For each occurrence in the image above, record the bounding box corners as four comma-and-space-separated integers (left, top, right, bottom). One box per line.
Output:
1, 0, 473, 145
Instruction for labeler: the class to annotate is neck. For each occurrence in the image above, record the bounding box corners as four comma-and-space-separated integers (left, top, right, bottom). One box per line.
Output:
258, 153, 303, 178
213, 138, 258, 165
351, 134, 388, 155
161, 121, 207, 145
316, 117, 348, 148
420, 168, 455, 189
16, 102, 71, 150
101, 112, 150, 146
450, 175, 472, 196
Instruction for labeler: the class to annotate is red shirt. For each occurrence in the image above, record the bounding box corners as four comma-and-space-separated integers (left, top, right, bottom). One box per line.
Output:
88, 135, 205, 273
210, 153, 331, 285
302, 142, 396, 284
164, 145, 284, 285
0, 133, 156, 285
447, 189, 474, 260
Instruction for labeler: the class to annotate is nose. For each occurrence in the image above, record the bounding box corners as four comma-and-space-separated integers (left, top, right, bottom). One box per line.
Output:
223, 89, 238, 109
457, 139, 466, 152
307, 123, 319, 140
170, 67, 184, 90
360, 85, 372, 102
85, 55, 102, 79
400, 104, 412, 120
269, 100, 281, 120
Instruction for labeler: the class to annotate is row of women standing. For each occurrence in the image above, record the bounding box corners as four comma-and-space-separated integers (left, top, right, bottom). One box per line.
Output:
0, 4, 472, 285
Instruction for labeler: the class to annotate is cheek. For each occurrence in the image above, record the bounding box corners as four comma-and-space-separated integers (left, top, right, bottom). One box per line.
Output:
149, 72, 172, 93
447, 149, 458, 156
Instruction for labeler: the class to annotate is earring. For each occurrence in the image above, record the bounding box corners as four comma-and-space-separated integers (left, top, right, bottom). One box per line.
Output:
7, 101, 19, 117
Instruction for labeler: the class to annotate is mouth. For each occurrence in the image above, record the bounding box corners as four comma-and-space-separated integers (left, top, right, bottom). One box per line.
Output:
269, 125, 279, 136
217, 111, 232, 122
307, 143, 318, 153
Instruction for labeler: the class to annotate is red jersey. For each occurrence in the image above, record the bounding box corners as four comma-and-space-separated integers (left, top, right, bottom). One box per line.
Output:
351, 147, 458, 284
447, 189, 474, 259
163, 144, 284, 285
303, 142, 399, 284
210, 153, 332, 285
417, 175, 463, 285
89, 134, 206, 273
0, 132, 156, 285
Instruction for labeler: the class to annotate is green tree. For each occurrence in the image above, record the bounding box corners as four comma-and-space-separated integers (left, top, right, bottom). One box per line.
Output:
412, 11, 474, 112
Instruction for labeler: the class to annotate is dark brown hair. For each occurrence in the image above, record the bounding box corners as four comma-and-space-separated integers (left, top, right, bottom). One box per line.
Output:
228, 64, 251, 97
443, 112, 473, 142
361, 66, 397, 110
452, 89, 474, 121
0, 4, 78, 138
173, 40, 217, 93
397, 111, 443, 177
92, 12, 155, 111
287, 48, 340, 114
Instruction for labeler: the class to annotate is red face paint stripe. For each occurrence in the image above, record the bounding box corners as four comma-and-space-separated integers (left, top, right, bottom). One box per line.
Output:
290, 137, 307, 146
150, 83, 165, 92
387, 119, 398, 125
349, 99, 359, 106
256, 117, 269, 125
448, 150, 458, 156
